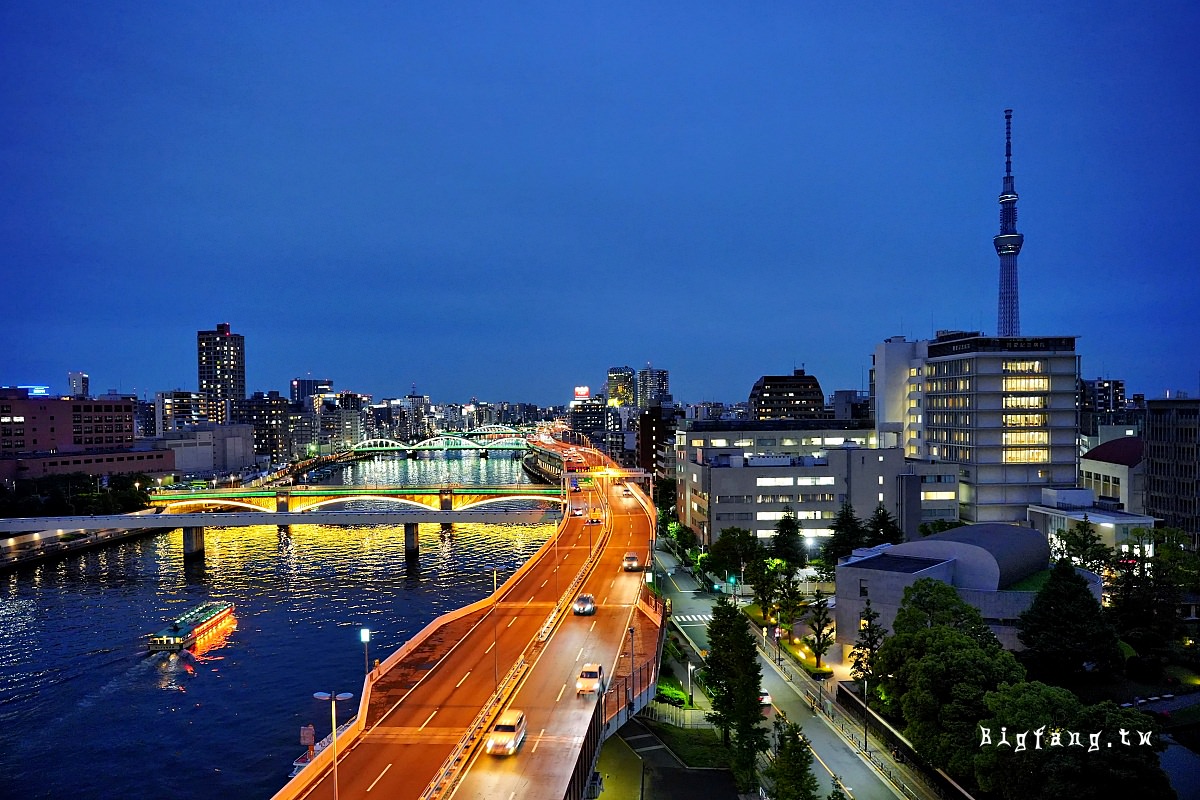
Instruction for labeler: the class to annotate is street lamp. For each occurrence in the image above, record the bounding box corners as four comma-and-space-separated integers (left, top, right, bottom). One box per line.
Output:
687, 661, 695, 706
314, 691, 353, 800
360, 628, 370, 675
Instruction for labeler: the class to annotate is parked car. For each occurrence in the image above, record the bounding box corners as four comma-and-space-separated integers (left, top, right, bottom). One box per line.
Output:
572, 594, 597, 615
576, 663, 605, 694
485, 709, 527, 756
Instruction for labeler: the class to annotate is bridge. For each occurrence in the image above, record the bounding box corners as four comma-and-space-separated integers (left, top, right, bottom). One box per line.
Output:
349, 425, 531, 455
272, 442, 663, 800
147, 484, 563, 513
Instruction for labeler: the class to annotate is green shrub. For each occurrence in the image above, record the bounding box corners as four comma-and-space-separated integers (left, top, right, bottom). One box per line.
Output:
655, 683, 687, 707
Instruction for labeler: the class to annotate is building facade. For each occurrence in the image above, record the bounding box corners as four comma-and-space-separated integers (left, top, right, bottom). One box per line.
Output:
873, 331, 1079, 524
636, 366, 669, 410
607, 366, 636, 408
674, 419, 958, 547
748, 369, 827, 421
68, 371, 89, 399
197, 322, 246, 425
155, 390, 208, 434
1144, 399, 1200, 544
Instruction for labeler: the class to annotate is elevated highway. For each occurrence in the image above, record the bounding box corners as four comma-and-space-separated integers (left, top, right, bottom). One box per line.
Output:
273, 443, 663, 800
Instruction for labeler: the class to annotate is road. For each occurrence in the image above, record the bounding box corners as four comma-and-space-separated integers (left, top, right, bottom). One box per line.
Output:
659, 552, 903, 800
293, 445, 657, 800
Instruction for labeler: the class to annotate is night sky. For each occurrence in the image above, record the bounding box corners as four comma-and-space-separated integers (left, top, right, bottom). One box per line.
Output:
3, 4, 1198, 406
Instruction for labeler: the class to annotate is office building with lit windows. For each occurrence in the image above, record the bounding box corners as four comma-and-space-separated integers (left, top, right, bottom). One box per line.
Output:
197, 322, 246, 425
606, 366, 636, 408
636, 366, 669, 410
674, 419, 958, 547
872, 331, 1079, 524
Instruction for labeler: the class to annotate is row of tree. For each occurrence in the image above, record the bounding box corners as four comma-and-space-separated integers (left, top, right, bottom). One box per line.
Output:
849, 574, 1177, 798
0, 473, 152, 518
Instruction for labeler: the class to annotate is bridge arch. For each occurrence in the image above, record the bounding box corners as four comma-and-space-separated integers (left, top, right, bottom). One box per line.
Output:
456, 495, 566, 511
157, 498, 272, 513
293, 495, 437, 513
352, 438, 409, 452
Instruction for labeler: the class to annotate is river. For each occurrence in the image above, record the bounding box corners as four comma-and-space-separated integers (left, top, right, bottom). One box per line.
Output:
0, 455, 554, 799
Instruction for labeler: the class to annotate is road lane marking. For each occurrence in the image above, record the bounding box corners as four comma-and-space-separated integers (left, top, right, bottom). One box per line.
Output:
601, 596, 608, 605
532, 729, 545, 753
590, 620, 597, 632
485, 641, 495, 654
419, 710, 437, 729
366, 763, 392, 792
540, 579, 548, 588
556, 684, 566, 702
576, 647, 584, 662
508, 617, 517, 628
455, 671, 471, 688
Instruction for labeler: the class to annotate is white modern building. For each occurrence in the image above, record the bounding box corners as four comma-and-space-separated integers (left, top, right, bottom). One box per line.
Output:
674, 420, 957, 547
872, 331, 1079, 524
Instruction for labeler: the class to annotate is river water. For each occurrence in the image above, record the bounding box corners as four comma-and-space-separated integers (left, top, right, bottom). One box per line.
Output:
0, 455, 554, 799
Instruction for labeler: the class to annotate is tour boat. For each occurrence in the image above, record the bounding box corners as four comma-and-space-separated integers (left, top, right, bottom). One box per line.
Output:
148, 601, 236, 652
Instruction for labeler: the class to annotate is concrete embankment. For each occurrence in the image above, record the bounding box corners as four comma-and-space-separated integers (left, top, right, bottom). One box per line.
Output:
0, 509, 172, 572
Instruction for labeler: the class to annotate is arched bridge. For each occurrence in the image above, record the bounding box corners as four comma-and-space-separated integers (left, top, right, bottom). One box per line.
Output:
351, 426, 530, 454
149, 484, 564, 514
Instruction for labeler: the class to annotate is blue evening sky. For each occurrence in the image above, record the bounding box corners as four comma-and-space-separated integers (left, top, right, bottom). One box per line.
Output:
3, 3, 1198, 406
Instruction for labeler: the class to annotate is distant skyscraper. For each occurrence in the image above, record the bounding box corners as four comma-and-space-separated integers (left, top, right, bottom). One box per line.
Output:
636, 365, 669, 410
607, 366, 636, 407
291, 377, 334, 404
197, 322, 246, 425
994, 109, 1024, 337
67, 371, 89, 399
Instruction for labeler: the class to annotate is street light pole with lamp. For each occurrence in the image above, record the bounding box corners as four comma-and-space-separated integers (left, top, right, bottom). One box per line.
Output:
360, 628, 370, 675
687, 661, 695, 707
314, 690, 353, 800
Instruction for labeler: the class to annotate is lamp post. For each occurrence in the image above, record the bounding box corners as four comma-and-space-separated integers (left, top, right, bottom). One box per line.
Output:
687, 661, 695, 707
314, 691, 353, 800
360, 628, 370, 675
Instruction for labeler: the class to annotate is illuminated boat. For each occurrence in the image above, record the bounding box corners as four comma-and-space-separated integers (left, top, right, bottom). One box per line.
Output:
148, 601, 236, 652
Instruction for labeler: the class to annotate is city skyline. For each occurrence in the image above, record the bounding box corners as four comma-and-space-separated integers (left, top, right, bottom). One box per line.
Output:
3, 5, 1199, 405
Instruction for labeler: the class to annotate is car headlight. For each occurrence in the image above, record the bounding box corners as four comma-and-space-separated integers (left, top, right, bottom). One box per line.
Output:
576, 681, 584, 690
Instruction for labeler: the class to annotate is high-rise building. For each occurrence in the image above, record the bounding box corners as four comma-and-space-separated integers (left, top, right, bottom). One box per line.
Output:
994, 109, 1024, 337
67, 371, 89, 399
872, 331, 1079, 523
197, 323, 245, 424
155, 390, 208, 434
1079, 377, 1131, 437
607, 366, 636, 408
636, 365, 669, 410
1143, 399, 1200, 546
230, 390, 292, 464
748, 369, 827, 420
291, 377, 334, 404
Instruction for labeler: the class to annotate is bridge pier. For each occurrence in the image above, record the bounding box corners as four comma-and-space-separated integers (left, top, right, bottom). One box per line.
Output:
439, 490, 454, 534
404, 522, 419, 558
182, 526, 205, 559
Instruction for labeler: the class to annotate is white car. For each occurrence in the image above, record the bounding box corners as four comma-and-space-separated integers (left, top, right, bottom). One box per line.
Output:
576, 663, 605, 694
485, 709, 527, 755
623, 552, 641, 572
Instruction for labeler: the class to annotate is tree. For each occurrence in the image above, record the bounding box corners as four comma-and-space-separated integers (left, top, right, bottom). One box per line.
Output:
1050, 516, 1112, 576
763, 721, 821, 800
890, 577, 998, 650
876, 625, 1025, 779
974, 682, 1176, 800
777, 570, 805, 629
917, 518, 966, 537
821, 502, 864, 569
773, 505, 806, 572
746, 555, 782, 617
704, 595, 769, 790
801, 589, 836, 669
708, 526, 758, 582
849, 599, 888, 688
864, 504, 903, 547
1017, 559, 1121, 680
1106, 526, 1196, 652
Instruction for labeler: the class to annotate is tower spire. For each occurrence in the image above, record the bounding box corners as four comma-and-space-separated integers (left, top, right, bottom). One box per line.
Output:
994, 108, 1023, 337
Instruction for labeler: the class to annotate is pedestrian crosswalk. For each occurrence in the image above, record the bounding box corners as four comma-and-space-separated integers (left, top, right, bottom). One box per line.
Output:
672, 613, 712, 624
